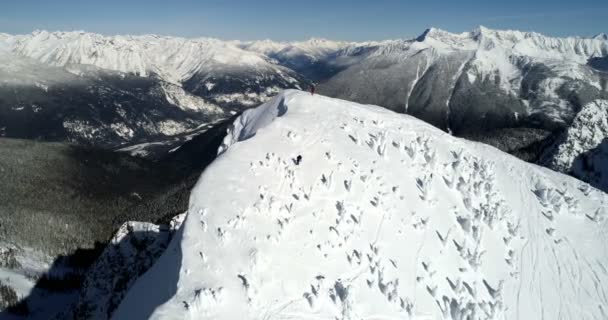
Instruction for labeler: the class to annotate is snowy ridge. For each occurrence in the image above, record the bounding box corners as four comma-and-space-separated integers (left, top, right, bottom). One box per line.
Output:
408, 26, 607, 92
4, 30, 280, 83
115, 91, 608, 320
417, 26, 608, 60
3, 27, 605, 91
3, 27, 606, 81
317, 25, 608, 140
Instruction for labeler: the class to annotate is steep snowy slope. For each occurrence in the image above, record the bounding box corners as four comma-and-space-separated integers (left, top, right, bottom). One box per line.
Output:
541, 99, 608, 191
116, 91, 608, 319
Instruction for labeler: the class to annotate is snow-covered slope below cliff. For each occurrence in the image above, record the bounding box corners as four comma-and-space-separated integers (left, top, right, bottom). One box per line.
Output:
115, 91, 608, 320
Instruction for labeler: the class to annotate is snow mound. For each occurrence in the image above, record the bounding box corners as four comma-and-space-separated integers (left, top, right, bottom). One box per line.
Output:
116, 91, 608, 319
218, 92, 289, 154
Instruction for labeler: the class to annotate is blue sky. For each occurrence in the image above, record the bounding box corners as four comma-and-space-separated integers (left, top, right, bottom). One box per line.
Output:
0, 0, 606, 41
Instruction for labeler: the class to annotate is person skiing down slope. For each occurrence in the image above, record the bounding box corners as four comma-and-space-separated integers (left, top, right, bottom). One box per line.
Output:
310, 83, 315, 95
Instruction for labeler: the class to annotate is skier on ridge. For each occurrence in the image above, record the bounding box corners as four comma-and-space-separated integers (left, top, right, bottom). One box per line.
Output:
310, 83, 315, 95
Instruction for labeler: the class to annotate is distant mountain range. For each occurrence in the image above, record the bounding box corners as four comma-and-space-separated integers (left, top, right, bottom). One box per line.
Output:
0, 26, 607, 183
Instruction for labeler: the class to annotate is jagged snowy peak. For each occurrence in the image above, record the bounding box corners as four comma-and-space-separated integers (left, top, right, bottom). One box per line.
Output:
594, 33, 608, 41
542, 99, 608, 191
302, 26, 608, 64
319, 25, 608, 165
416, 26, 608, 59
115, 91, 608, 319
359, 25, 608, 86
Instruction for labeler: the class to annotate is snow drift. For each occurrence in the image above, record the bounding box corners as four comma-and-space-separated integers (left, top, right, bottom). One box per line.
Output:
115, 90, 608, 319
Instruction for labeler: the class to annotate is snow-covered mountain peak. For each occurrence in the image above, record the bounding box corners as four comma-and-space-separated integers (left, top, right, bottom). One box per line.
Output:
115, 91, 608, 319
413, 26, 608, 60
415, 27, 482, 51
3, 30, 277, 83
594, 33, 608, 41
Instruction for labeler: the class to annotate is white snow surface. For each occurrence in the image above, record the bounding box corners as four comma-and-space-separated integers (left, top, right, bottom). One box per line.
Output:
115, 91, 608, 320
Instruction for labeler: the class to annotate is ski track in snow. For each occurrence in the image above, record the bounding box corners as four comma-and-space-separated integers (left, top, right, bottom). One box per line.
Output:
114, 90, 608, 320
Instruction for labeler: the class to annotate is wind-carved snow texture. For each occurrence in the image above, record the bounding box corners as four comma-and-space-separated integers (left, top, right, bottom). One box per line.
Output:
115, 91, 608, 320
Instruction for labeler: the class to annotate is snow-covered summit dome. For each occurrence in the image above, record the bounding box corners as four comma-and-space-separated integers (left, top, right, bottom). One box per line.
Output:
115, 90, 608, 319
